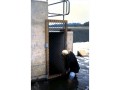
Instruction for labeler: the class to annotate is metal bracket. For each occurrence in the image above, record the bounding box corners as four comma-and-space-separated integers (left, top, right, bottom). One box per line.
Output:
45, 43, 48, 48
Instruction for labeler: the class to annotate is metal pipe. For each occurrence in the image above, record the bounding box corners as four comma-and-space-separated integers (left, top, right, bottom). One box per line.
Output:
48, 1, 64, 6
63, 0, 65, 20
48, 0, 70, 17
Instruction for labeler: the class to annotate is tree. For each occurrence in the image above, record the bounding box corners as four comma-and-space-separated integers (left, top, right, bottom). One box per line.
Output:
83, 21, 89, 26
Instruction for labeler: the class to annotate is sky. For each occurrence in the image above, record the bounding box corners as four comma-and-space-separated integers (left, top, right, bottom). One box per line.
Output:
48, 0, 89, 23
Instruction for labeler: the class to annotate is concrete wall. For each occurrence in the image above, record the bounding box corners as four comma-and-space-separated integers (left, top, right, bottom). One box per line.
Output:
31, 1, 48, 79
67, 31, 73, 51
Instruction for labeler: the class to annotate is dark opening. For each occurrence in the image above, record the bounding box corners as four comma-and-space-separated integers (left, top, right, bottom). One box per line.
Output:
49, 32, 66, 75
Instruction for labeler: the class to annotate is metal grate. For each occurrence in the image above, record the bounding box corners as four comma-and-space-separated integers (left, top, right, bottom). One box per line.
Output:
48, 19, 67, 31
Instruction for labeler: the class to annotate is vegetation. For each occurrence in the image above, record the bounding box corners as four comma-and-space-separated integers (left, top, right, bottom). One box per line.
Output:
83, 22, 89, 26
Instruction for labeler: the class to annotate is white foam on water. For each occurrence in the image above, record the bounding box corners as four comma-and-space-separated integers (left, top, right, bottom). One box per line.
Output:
73, 42, 89, 56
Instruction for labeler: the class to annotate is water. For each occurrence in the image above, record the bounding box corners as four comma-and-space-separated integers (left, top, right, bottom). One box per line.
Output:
31, 56, 89, 90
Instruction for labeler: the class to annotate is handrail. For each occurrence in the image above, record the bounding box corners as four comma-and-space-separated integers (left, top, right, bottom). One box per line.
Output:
48, 0, 70, 18
48, 1, 64, 6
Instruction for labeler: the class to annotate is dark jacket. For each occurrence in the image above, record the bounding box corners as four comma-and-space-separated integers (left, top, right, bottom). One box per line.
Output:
65, 51, 80, 73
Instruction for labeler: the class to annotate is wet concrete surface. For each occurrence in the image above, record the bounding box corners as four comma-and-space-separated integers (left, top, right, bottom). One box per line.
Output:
31, 56, 89, 90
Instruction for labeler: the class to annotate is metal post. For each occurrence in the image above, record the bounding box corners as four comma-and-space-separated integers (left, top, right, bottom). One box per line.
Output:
63, 0, 65, 20
65, 21, 67, 49
45, 20, 49, 78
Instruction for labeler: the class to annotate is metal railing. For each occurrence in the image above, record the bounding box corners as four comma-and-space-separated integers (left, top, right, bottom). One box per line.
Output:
48, 0, 70, 19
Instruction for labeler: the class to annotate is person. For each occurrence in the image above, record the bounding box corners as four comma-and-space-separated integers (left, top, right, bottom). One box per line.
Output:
62, 50, 80, 79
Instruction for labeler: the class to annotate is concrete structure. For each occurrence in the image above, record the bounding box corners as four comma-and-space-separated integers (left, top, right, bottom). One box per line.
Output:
67, 31, 73, 51
31, 0, 73, 80
31, 1, 48, 80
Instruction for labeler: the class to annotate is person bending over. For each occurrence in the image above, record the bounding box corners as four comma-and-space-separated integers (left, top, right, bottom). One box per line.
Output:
62, 50, 80, 80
